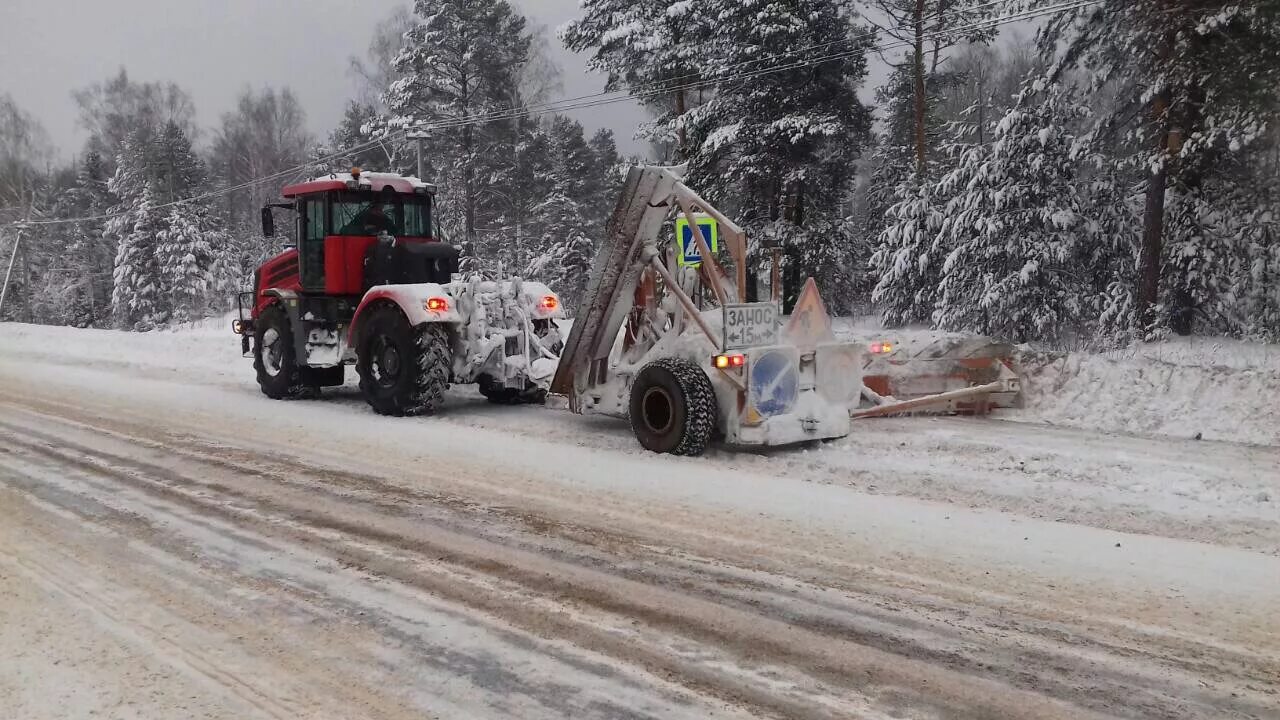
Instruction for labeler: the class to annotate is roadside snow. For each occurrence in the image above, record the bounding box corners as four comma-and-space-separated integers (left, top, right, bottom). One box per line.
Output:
1019, 344, 1280, 446
1, 314, 243, 383
834, 317, 1280, 447
4, 315, 1278, 447
2, 317, 1278, 555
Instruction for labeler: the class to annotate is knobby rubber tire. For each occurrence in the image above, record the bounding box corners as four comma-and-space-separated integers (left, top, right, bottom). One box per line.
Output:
357, 305, 452, 416
254, 303, 315, 399
629, 357, 718, 456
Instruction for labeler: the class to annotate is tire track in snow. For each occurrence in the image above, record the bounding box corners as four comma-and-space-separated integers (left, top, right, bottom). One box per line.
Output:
1, 403, 1276, 719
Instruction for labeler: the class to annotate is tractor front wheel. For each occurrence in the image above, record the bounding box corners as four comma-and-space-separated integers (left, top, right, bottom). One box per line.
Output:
254, 304, 315, 399
357, 305, 451, 416
628, 357, 718, 456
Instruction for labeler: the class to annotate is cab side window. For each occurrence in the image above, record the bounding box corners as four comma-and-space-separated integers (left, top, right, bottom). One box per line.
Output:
300, 198, 327, 291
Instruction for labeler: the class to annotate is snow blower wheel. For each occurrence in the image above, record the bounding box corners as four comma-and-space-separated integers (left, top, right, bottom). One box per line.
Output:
629, 357, 717, 456
357, 304, 451, 416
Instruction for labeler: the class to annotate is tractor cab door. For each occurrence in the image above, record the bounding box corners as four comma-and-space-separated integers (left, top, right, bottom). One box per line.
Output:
298, 195, 328, 293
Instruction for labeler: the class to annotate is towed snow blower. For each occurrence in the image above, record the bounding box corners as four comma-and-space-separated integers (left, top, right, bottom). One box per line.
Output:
552, 165, 1023, 456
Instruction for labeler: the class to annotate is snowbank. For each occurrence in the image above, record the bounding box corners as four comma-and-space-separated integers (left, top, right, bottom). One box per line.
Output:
1019, 338, 1280, 446
835, 317, 1280, 447
0, 314, 246, 384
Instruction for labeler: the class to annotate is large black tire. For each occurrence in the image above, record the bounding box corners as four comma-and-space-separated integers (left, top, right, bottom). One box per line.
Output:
254, 304, 314, 399
629, 357, 717, 456
356, 305, 451, 416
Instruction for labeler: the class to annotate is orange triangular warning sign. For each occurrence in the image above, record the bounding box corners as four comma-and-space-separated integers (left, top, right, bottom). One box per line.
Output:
784, 277, 835, 349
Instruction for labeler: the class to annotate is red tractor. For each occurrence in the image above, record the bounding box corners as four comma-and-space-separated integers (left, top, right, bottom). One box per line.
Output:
234, 169, 565, 416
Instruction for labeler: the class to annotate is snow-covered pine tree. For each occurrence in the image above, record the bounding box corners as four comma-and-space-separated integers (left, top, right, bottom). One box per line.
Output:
561, 0, 710, 161
865, 64, 959, 322
486, 115, 552, 275
155, 204, 227, 324
147, 120, 203, 204
525, 116, 597, 310
387, 0, 531, 261
1034, 0, 1280, 337
585, 128, 623, 230
929, 90, 1117, 342
687, 0, 873, 309
870, 181, 945, 325
52, 151, 114, 327
328, 101, 390, 172
110, 181, 165, 330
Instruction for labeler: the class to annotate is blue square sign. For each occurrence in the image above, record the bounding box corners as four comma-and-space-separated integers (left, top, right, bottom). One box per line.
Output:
676, 216, 719, 267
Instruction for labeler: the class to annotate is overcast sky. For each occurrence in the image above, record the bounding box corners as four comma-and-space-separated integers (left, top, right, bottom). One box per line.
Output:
0, 0, 649, 161
0, 1, 989, 165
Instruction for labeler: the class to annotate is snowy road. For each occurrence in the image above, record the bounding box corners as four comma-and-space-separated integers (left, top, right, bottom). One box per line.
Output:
0, 323, 1277, 719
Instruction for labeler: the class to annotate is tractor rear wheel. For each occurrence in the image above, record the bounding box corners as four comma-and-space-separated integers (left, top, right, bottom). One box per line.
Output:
628, 357, 717, 456
254, 304, 315, 399
357, 305, 451, 416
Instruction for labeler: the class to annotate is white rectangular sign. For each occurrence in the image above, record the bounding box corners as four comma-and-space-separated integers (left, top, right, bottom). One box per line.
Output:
722, 303, 779, 350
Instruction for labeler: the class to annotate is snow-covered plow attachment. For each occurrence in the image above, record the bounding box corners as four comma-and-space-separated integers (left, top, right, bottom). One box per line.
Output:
551, 164, 1031, 455
552, 165, 860, 455
856, 337, 1023, 418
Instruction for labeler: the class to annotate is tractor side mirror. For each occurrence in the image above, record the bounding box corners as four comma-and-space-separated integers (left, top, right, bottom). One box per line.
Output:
260, 206, 275, 238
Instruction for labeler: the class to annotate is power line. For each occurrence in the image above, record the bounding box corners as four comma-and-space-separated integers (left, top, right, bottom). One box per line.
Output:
5, 0, 1100, 230
395, 0, 1100, 135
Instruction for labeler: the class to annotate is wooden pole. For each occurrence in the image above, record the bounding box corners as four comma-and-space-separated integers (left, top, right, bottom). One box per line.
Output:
0, 227, 22, 319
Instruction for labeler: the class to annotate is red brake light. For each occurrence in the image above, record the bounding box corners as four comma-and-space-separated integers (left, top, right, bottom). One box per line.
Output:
539, 295, 559, 311
713, 354, 745, 369
871, 341, 894, 354
426, 297, 449, 312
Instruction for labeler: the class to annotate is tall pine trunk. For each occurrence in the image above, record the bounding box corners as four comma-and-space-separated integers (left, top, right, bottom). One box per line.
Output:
671, 23, 688, 162
1169, 66, 1206, 336
1138, 87, 1171, 335
782, 180, 806, 313
912, 0, 927, 179
1138, 27, 1177, 336
460, 65, 477, 261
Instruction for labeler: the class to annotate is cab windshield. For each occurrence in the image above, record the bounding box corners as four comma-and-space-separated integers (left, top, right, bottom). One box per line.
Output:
332, 191, 432, 237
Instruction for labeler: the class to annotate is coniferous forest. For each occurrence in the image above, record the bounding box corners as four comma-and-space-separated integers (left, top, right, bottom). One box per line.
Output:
1, 0, 1278, 346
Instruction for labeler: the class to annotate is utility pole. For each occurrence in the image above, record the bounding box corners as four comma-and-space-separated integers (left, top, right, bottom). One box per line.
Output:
0, 224, 24, 320
407, 129, 431, 180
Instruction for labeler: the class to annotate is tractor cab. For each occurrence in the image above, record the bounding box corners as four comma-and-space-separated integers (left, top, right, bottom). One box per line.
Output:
259, 169, 457, 299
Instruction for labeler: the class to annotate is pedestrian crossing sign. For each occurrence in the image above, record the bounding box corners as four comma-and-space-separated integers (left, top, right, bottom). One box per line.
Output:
675, 215, 719, 268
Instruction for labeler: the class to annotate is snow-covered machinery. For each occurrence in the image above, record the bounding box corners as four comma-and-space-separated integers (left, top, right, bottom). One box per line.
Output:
551, 165, 1023, 456
233, 169, 565, 415
857, 336, 1022, 417
552, 165, 865, 455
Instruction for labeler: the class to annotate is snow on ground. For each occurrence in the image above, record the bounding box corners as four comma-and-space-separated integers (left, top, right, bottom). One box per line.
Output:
1, 317, 1277, 555
1, 317, 1278, 718
0, 314, 245, 384
6, 315, 1279, 449
1018, 338, 1280, 446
